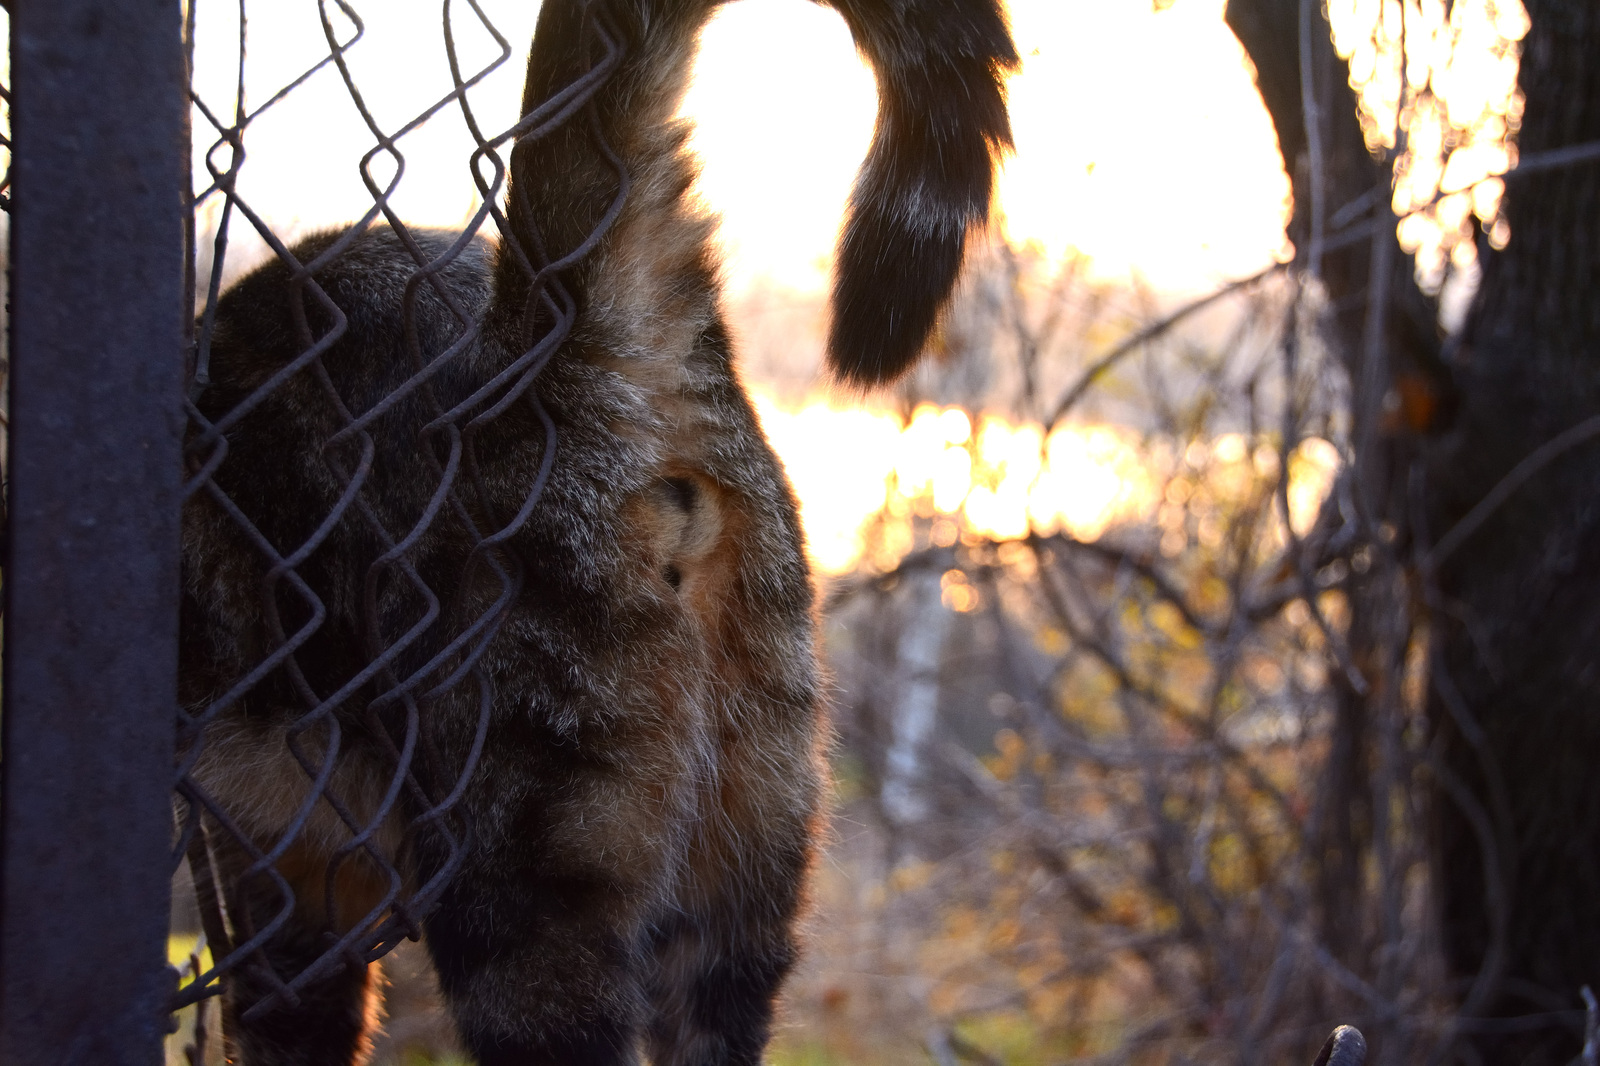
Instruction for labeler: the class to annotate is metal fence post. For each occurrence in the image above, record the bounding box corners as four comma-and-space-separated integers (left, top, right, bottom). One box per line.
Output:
0, 1, 187, 1063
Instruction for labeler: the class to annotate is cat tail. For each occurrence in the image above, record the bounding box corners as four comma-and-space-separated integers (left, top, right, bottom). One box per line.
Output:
503, 0, 1018, 386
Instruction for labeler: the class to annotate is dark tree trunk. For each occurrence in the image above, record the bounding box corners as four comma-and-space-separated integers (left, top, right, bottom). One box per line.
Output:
1426, 3, 1600, 1062
1227, 1, 1600, 1061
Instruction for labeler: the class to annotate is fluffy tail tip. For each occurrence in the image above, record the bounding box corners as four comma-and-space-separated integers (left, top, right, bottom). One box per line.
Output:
819, 8, 1018, 388
825, 208, 970, 389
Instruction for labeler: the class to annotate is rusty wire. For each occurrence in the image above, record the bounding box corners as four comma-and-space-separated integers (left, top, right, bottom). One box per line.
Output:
170, 0, 624, 1020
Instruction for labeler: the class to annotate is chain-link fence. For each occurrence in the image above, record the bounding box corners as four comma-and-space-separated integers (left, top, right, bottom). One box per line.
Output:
2, 1, 628, 1060
12, 2, 1589, 1064
172, 0, 626, 1043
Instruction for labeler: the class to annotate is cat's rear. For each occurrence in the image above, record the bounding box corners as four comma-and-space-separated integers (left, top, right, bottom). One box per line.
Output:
179, 1, 1016, 1063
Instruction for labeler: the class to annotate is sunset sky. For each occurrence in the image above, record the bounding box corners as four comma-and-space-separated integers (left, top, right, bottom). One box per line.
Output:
188, 0, 1294, 297
685, 0, 1294, 291
170, 0, 1315, 572
174, 0, 1529, 572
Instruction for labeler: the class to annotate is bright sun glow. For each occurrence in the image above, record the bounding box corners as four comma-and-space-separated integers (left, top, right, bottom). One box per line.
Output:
185, 0, 1296, 296
750, 394, 1340, 575
1326, 0, 1530, 287
167, 0, 1514, 577
685, 0, 1295, 294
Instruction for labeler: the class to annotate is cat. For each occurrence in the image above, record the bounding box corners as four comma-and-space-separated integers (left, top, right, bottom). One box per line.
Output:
178, 1, 1016, 1061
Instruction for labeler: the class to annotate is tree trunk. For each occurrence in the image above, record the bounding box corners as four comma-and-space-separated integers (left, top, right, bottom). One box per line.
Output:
1227, 1, 1600, 1061
1426, 3, 1600, 1061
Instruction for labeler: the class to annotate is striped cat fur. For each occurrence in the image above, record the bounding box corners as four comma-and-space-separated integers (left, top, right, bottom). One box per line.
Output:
181, 1, 1015, 1062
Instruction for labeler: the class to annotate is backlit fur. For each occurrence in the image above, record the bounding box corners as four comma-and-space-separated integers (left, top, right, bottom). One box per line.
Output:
180, 1, 1015, 1063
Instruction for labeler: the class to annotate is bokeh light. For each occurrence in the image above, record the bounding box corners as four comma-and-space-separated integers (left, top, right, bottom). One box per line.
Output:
750, 394, 1341, 575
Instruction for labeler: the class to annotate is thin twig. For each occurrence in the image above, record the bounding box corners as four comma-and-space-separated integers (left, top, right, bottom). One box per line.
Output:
1353, 182, 1395, 512
1329, 185, 1383, 232
1581, 985, 1598, 1066
1508, 139, 1600, 179
1044, 531, 1216, 638
1299, 0, 1327, 276
1424, 413, 1600, 568
1045, 263, 1283, 429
